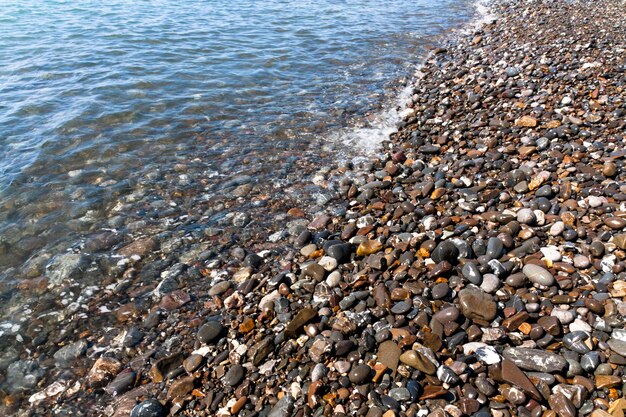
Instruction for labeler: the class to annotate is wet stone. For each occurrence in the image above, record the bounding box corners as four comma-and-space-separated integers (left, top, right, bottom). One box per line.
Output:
198, 321, 224, 344
105, 370, 136, 396
462, 262, 482, 285
326, 243, 352, 263
431, 240, 460, 264
130, 400, 164, 417
433, 306, 460, 325
580, 351, 600, 373
389, 387, 411, 402
431, 282, 449, 299
183, 354, 203, 373
604, 217, 626, 230
486, 237, 504, 260
167, 375, 195, 400
87, 357, 123, 388
54, 339, 88, 368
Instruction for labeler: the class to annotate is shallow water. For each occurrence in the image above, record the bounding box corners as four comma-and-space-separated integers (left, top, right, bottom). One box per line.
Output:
0, 0, 478, 272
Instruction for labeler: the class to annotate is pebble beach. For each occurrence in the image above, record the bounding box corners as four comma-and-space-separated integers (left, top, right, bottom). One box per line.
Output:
2, 0, 626, 416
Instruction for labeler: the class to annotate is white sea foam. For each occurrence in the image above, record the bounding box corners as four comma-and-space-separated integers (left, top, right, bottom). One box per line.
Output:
331, 0, 497, 161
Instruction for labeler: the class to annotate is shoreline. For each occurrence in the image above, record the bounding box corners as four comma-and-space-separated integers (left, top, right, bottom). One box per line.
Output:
3, 0, 626, 416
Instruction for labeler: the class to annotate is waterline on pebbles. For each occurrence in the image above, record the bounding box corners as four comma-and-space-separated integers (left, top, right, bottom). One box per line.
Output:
3, 1, 626, 417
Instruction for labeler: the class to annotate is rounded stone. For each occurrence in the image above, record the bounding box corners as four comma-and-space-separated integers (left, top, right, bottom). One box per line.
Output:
517, 208, 537, 225
486, 237, 504, 260
224, 365, 245, 386
130, 400, 164, 417
480, 274, 501, 294
431, 282, 449, 299
462, 262, 482, 285
605, 217, 626, 230
522, 264, 555, 286
348, 364, 371, 384
391, 301, 412, 314
197, 321, 224, 344
433, 306, 460, 325
431, 241, 460, 264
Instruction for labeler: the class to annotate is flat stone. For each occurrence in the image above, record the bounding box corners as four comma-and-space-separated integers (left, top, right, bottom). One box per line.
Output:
608, 338, 626, 356
167, 375, 195, 400
47, 253, 89, 287
503, 347, 567, 373
285, 307, 317, 338
119, 238, 156, 257
87, 357, 123, 388
501, 359, 542, 401
458, 288, 497, 322
54, 340, 88, 368
377, 341, 401, 375
515, 116, 538, 127
399, 350, 437, 375
549, 392, 576, 417
357, 240, 383, 256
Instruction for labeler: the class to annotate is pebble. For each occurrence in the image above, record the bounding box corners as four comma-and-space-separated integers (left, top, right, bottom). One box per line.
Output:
503, 348, 567, 373
462, 262, 482, 285
349, 364, 372, 384
7, 1, 626, 416
197, 321, 224, 343
517, 208, 537, 225
458, 288, 497, 322
130, 400, 164, 417
399, 350, 437, 375
224, 365, 245, 386
522, 264, 555, 286
480, 274, 500, 294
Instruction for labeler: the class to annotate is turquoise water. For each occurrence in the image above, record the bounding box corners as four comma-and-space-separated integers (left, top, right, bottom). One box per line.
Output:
0, 0, 478, 268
